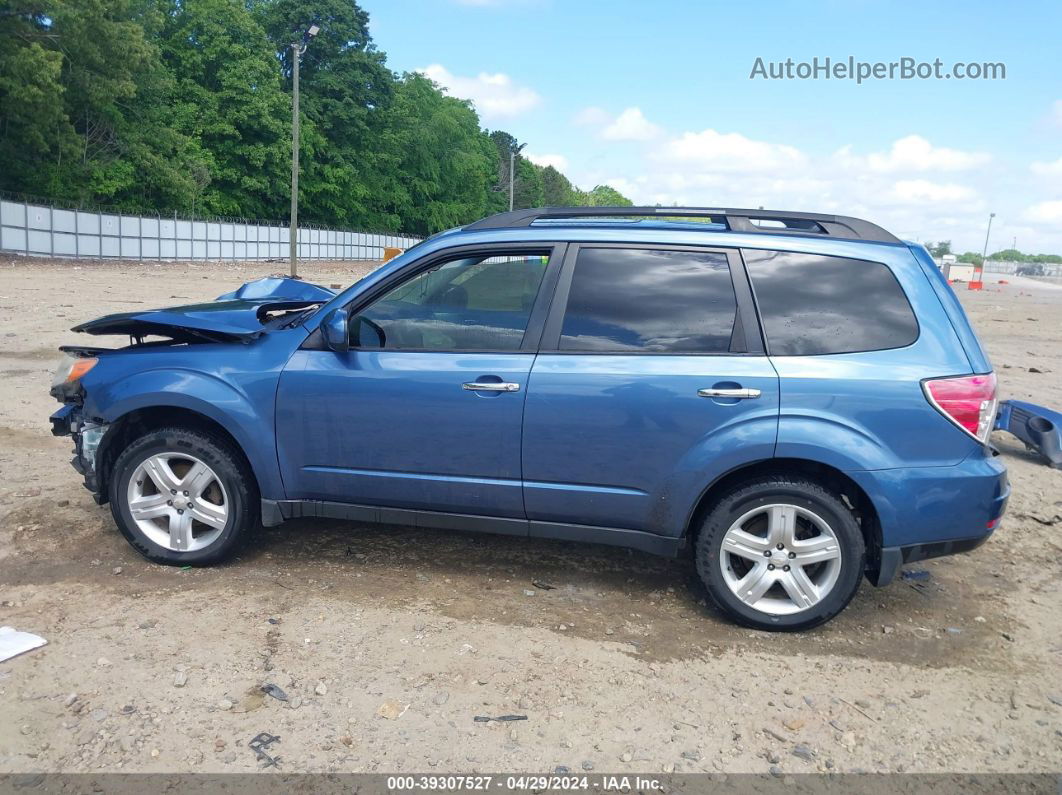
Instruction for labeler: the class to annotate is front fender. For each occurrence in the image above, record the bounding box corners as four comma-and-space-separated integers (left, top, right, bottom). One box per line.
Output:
84, 368, 284, 500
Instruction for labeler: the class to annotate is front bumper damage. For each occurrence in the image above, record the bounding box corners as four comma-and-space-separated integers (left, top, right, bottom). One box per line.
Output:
50, 404, 109, 502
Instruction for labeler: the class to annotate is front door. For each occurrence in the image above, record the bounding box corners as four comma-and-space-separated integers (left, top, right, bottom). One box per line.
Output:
276, 245, 562, 519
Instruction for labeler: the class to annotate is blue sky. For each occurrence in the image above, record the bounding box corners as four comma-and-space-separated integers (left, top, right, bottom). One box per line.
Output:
363, 0, 1062, 252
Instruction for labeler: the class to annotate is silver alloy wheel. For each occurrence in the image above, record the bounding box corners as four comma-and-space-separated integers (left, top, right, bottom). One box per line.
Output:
126, 453, 229, 552
719, 503, 843, 616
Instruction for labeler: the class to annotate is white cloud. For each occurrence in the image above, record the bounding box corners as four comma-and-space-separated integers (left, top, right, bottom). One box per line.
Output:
888, 179, 977, 204
600, 107, 661, 141
602, 177, 641, 197
838, 135, 990, 173
416, 64, 540, 120
573, 106, 610, 127
1025, 200, 1062, 224
653, 129, 806, 173
557, 125, 1059, 251
1048, 100, 1062, 130
572, 106, 661, 140
525, 152, 569, 171
452, 0, 533, 5
1031, 155, 1062, 177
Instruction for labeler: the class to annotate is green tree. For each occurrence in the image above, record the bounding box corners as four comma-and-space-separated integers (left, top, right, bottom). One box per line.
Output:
985, 249, 1062, 263
0, 0, 205, 210
540, 165, 576, 206
373, 72, 494, 234
0, 29, 75, 195
160, 0, 290, 218
926, 240, 952, 258
0, 0, 636, 231
513, 156, 544, 209
486, 130, 520, 212
957, 252, 984, 266
580, 184, 634, 207
251, 0, 396, 227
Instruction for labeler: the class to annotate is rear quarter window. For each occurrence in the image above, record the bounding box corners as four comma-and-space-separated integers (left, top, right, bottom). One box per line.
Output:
743, 248, 918, 356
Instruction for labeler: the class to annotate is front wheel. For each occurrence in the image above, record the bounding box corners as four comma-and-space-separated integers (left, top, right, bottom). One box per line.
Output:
694, 476, 865, 631
109, 427, 258, 565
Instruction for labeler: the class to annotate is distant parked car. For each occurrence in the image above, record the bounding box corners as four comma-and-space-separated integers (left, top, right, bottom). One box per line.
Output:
50, 206, 1008, 631
1016, 263, 1045, 277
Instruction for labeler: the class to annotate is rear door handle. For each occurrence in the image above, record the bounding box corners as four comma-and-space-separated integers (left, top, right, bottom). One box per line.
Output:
698, 387, 761, 399
463, 382, 521, 392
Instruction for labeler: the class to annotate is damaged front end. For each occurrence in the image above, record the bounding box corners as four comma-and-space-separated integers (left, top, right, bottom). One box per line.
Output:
49, 276, 336, 501
50, 352, 111, 501
51, 405, 109, 498
70, 276, 336, 346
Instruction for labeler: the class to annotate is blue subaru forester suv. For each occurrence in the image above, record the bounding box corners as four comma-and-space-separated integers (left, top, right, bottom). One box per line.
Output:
50, 207, 1008, 630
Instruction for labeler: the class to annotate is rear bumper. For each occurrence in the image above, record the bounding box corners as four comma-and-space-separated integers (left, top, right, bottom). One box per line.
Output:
851, 451, 1009, 587
872, 531, 995, 587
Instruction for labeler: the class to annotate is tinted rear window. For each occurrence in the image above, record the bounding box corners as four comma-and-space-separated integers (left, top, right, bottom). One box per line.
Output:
559, 248, 737, 353
743, 249, 918, 356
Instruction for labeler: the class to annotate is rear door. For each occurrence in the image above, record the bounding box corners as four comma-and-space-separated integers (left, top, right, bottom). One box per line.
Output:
521, 244, 779, 539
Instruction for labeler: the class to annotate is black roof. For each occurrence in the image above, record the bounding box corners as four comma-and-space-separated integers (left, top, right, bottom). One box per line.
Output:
464, 206, 900, 244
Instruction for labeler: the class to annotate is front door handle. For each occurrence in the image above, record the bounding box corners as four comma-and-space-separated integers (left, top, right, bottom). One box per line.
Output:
463, 381, 521, 393
698, 387, 761, 399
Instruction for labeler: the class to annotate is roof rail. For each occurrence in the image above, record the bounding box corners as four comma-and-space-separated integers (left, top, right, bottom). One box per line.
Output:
463, 206, 900, 243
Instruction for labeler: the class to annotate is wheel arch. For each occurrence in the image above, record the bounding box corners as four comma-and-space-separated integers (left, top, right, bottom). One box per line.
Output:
683, 457, 883, 576
96, 406, 260, 506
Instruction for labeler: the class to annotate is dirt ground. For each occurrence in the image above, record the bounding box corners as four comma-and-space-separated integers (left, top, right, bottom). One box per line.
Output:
0, 256, 1059, 775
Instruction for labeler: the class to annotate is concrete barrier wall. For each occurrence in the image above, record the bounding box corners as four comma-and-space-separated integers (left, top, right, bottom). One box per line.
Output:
0, 199, 420, 262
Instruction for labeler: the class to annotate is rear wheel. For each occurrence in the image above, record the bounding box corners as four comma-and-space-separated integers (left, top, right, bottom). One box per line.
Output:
694, 476, 865, 631
109, 427, 258, 565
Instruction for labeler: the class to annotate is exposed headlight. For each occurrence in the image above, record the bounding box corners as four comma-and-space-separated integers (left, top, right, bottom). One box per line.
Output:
52, 353, 98, 388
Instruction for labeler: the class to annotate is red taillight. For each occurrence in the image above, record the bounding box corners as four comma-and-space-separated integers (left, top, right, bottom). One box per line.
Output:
923, 372, 998, 443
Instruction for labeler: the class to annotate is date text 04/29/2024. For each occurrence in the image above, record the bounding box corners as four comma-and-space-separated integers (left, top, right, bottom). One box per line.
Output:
385, 775, 663, 791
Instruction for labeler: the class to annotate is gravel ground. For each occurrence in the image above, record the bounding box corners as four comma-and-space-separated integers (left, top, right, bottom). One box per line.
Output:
0, 257, 1060, 775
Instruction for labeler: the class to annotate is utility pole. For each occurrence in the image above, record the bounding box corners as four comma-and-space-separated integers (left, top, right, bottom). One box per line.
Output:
980, 212, 995, 263
508, 150, 515, 212
289, 24, 319, 279
972, 211, 995, 288
508, 142, 526, 212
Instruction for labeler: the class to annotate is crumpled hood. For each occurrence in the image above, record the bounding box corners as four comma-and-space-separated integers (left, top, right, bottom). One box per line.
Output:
71, 277, 336, 342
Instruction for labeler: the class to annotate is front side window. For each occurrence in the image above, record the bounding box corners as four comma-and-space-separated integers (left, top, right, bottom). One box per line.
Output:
743, 249, 919, 355
351, 251, 549, 351
559, 247, 738, 353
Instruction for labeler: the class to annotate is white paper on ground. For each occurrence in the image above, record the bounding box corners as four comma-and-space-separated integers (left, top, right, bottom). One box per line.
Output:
0, 626, 48, 662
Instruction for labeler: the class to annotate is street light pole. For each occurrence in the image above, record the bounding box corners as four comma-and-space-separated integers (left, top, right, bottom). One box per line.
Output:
980, 212, 996, 264
508, 150, 515, 212
288, 24, 319, 279
289, 43, 301, 278
507, 142, 526, 212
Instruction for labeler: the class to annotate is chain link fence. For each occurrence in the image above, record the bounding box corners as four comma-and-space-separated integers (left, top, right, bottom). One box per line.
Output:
984, 259, 1062, 277
0, 193, 420, 262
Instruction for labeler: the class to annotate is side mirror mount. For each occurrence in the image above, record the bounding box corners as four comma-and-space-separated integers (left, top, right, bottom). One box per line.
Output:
321, 308, 350, 352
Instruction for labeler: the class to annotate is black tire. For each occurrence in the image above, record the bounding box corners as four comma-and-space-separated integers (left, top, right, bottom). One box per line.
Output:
694, 476, 865, 631
108, 426, 258, 565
